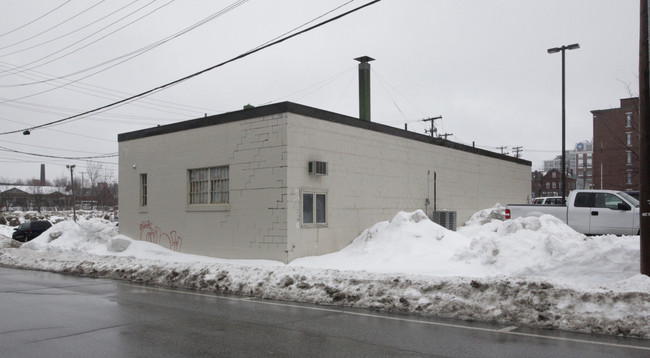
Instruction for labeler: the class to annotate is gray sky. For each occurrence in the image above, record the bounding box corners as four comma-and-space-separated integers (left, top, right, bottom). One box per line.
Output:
0, 0, 640, 183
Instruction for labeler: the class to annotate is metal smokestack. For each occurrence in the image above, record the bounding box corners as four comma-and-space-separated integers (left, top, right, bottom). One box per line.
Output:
40, 164, 45, 186
354, 56, 374, 121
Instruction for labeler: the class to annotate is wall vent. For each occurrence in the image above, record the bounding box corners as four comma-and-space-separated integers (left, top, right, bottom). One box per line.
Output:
308, 161, 328, 176
431, 211, 457, 231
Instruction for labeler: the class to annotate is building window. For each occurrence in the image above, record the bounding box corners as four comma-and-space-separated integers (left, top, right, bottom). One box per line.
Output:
552, 182, 557, 189
552, 172, 557, 179
545, 182, 550, 189
586, 158, 592, 168
627, 132, 632, 147
302, 190, 327, 226
626, 112, 632, 128
189, 166, 229, 205
627, 170, 633, 185
627, 151, 632, 166
140, 174, 147, 207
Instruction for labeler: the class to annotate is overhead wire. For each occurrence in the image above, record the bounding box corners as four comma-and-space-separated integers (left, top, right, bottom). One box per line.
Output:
0, 0, 108, 53
0, 0, 383, 135
0, 0, 72, 39
0, 0, 170, 77
1, 0, 250, 87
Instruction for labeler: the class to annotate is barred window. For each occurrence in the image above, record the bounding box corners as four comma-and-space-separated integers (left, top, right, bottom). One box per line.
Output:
189, 166, 229, 205
140, 174, 147, 207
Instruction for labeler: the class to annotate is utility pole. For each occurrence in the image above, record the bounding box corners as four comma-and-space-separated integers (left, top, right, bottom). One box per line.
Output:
512, 146, 523, 158
496, 146, 509, 155
66, 164, 77, 222
422, 116, 442, 138
439, 133, 453, 140
639, 0, 649, 276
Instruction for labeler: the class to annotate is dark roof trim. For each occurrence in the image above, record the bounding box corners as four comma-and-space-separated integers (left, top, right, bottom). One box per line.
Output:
118, 102, 530, 166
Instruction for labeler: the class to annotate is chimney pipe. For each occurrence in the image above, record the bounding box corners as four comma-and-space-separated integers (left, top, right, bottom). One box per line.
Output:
40, 164, 45, 186
354, 56, 374, 121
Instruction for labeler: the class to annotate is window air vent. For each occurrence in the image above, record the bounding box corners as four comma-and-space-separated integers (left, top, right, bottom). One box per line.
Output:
308, 161, 328, 176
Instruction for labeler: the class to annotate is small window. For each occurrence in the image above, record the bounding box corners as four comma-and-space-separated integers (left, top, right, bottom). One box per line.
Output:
627, 151, 632, 166
552, 182, 557, 189
545, 182, 550, 189
552, 172, 557, 178
189, 166, 229, 205
626, 112, 632, 128
140, 174, 147, 207
627, 132, 633, 147
302, 190, 327, 226
627, 170, 633, 185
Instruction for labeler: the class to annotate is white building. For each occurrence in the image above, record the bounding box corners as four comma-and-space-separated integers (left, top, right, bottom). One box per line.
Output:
118, 102, 531, 263
542, 140, 593, 189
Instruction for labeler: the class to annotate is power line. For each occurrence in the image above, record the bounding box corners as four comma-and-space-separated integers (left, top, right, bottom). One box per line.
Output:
0, 0, 382, 136
1, 0, 250, 87
0, 1, 108, 53
0, 0, 172, 78
0, 145, 117, 160
0, 1, 72, 39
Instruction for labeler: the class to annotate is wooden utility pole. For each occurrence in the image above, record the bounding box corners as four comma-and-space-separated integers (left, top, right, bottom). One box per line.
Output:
422, 116, 442, 138
640, 0, 650, 275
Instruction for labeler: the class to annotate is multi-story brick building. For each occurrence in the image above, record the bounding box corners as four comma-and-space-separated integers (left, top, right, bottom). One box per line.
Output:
592, 97, 639, 192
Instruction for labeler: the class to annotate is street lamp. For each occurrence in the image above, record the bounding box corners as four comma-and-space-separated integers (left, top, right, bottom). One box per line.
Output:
548, 43, 580, 205
66, 164, 77, 222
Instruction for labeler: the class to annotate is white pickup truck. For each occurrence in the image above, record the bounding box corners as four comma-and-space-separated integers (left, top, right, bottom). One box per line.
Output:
505, 189, 640, 235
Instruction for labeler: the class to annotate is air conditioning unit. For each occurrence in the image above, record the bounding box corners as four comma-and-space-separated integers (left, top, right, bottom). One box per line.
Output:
431, 211, 457, 231
308, 161, 328, 176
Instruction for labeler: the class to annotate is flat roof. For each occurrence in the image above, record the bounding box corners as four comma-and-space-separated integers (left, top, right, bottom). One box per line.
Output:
118, 101, 531, 166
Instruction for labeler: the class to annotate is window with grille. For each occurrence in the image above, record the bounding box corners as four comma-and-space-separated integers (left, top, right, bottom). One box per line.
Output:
140, 174, 147, 207
189, 166, 229, 205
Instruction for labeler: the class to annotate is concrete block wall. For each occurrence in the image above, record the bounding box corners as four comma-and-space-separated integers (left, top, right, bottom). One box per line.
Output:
119, 114, 290, 262
285, 113, 530, 261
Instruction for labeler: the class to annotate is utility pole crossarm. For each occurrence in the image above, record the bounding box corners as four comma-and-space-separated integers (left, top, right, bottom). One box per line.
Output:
422, 116, 442, 138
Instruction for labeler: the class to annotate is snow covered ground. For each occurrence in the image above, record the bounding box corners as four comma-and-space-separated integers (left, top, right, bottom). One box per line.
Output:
1, 207, 649, 338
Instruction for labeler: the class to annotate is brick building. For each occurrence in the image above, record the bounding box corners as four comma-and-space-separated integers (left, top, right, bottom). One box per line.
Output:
592, 97, 639, 191
538, 168, 576, 197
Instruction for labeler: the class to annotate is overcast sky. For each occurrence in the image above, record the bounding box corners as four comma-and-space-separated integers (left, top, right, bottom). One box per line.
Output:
0, 0, 640, 184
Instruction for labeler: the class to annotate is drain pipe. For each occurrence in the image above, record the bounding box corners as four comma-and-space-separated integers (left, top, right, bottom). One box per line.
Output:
354, 56, 374, 121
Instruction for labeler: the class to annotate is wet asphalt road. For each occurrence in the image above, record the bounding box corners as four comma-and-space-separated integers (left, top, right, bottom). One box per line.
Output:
1, 266, 649, 357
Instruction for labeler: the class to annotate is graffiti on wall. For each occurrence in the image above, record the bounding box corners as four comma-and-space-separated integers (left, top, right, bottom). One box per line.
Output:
139, 220, 183, 252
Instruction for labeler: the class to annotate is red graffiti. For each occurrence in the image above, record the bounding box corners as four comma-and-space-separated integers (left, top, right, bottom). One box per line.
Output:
139, 220, 183, 252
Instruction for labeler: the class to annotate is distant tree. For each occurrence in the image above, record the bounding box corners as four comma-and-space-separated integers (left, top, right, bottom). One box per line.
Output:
52, 175, 69, 187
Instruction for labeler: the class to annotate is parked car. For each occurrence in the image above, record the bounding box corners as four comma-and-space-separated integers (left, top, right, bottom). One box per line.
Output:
532, 196, 564, 205
12, 220, 52, 242
506, 189, 639, 235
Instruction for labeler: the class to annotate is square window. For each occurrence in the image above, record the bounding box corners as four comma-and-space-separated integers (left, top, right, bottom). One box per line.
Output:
189, 166, 229, 205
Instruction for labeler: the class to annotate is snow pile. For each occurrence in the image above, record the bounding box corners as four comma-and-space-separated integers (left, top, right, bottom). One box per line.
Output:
1, 208, 649, 338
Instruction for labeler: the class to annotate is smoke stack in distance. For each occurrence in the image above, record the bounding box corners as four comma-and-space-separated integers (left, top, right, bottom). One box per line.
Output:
40, 164, 45, 186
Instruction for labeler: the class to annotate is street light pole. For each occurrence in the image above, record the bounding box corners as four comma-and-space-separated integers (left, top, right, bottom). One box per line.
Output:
548, 43, 580, 205
66, 164, 77, 222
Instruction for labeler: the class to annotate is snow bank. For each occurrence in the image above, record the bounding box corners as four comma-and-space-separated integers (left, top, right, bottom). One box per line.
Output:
1, 208, 649, 338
